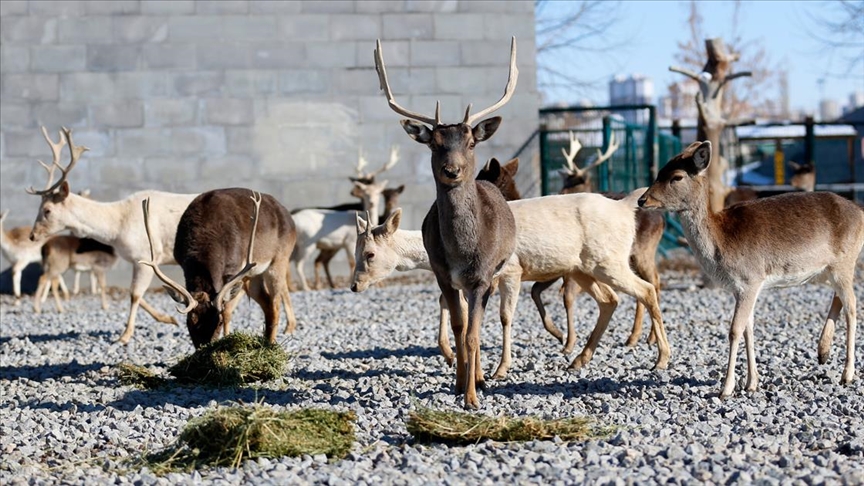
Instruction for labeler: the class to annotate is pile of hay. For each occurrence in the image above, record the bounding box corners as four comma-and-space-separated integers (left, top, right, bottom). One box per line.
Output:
145, 402, 356, 472
117, 362, 167, 389
406, 406, 608, 445
168, 332, 289, 387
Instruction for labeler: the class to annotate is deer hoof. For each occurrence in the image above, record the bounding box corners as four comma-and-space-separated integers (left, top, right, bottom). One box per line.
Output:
841, 370, 854, 385
818, 352, 830, 365
624, 335, 639, 348
116, 334, 132, 345
463, 395, 480, 410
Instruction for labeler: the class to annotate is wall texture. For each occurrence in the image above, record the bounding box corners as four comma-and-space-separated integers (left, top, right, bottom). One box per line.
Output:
0, 0, 539, 278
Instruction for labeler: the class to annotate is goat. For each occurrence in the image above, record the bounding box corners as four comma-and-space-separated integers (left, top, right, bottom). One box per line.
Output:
0, 210, 68, 304
34, 236, 116, 314
26, 126, 197, 343
141, 189, 297, 348
639, 141, 863, 397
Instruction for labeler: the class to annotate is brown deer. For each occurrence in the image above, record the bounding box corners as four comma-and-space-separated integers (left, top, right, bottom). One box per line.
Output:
376, 37, 519, 409
34, 236, 116, 314
789, 162, 816, 192
639, 141, 863, 398
140, 189, 297, 348
558, 131, 619, 194
476, 157, 521, 200
1, 210, 66, 305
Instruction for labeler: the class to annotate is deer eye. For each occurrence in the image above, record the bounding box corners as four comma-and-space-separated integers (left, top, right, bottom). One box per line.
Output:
365, 252, 375, 262
43, 208, 51, 217
671, 174, 684, 183
469, 141, 476, 150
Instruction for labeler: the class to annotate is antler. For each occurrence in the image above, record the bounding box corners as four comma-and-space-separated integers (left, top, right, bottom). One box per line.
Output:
375, 39, 440, 127
215, 191, 262, 312
560, 131, 582, 174
371, 145, 399, 178
26, 127, 67, 195
355, 148, 369, 178
463, 37, 519, 126
27, 127, 88, 196
138, 198, 198, 314
583, 131, 619, 171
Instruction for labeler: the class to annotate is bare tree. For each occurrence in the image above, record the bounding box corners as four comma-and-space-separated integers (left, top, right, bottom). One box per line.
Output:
801, 0, 864, 79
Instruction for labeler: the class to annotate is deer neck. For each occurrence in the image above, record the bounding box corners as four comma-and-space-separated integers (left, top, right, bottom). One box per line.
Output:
61, 194, 125, 244
362, 194, 381, 226
392, 229, 430, 272
677, 179, 726, 277
436, 181, 480, 232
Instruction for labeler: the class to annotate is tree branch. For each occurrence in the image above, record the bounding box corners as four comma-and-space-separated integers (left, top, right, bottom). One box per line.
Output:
715, 71, 753, 97
669, 65, 701, 82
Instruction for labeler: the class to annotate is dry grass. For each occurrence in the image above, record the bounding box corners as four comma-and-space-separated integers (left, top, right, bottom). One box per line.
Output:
406, 406, 610, 445
168, 332, 289, 387
142, 402, 356, 473
116, 363, 167, 389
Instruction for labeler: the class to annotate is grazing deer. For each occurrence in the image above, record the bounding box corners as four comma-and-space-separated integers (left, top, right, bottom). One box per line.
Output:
377, 38, 522, 409
789, 162, 816, 192
26, 126, 197, 344
639, 141, 863, 398
34, 236, 116, 314
1, 210, 68, 304
544, 131, 665, 349
141, 189, 297, 348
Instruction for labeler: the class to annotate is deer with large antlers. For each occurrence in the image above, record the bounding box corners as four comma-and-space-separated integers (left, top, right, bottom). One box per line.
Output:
558, 131, 620, 194
639, 141, 863, 398
141, 189, 297, 348
26, 126, 198, 343
376, 38, 521, 409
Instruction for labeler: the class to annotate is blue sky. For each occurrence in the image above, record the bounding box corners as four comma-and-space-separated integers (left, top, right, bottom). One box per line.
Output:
538, 1, 864, 113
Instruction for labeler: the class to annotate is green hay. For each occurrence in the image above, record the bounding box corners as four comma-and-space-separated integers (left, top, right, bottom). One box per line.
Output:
144, 402, 356, 473
116, 363, 167, 389
407, 406, 610, 445
168, 332, 289, 387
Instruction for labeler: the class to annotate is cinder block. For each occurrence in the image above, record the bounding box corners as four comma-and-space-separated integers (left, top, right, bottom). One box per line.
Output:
3, 74, 60, 101
1, 17, 57, 44
460, 39, 517, 67
306, 42, 358, 68
87, 45, 140, 72
409, 41, 460, 66
33, 102, 89, 129
0, 1, 28, 16
94, 157, 143, 186
85, 0, 140, 14
333, 68, 379, 95
331, 15, 381, 41
250, 43, 306, 69
197, 0, 249, 14
459, 0, 532, 13
141, 43, 195, 70
3, 129, 51, 157
433, 13, 484, 40
114, 17, 169, 44
406, 0, 457, 13
171, 72, 224, 97
142, 155, 199, 186
1, 46, 30, 73
0, 103, 33, 129
168, 15, 223, 42
66, 129, 114, 157
221, 16, 278, 41
302, 0, 354, 13
250, 0, 301, 14
278, 14, 330, 42
357, 39, 408, 67
483, 14, 536, 41
198, 154, 255, 181
266, 99, 359, 128
115, 72, 169, 99
140, 0, 195, 15
382, 13, 433, 40
225, 70, 279, 97
144, 98, 198, 127
409, 94, 463, 121
203, 98, 254, 126
31, 46, 86, 73
117, 128, 171, 156
279, 69, 330, 95
58, 17, 114, 44
90, 101, 144, 128
359, 95, 405, 123
356, 0, 405, 13
197, 43, 250, 70
436, 66, 488, 94
170, 127, 226, 155
226, 126, 255, 155
29, 0, 85, 16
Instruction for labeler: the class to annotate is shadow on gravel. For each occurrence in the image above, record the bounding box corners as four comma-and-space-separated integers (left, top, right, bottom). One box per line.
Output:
295, 367, 411, 382
105, 387, 308, 411
0, 360, 106, 381
320, 345, 440, 361
489, 376, 716, 399
0, 330, 113, 345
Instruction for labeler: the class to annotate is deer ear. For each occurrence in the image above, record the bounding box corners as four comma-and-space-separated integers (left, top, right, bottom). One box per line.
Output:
400, 120, 432, 144
504, 158, 519, 175
483, 158, 502, 181
788, 161, 801, 171
692, 141, 711, 173
355, 212, 369, 235
472, 117, 502, 142
383, 208, 402, 235
395, 184, 405, 194
53, 181, 71, 201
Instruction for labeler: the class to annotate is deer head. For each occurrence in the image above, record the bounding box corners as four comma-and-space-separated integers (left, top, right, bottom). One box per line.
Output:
558, 131, 619, 194
27, 127, 89, 241
352, 145, 400, 184
381, 184, 405, 219
351, 179, 389, 226
375, 37, 518, 186
351, 209, 403, 292
639, 141, 712, 212
789, 162, 815, 192
139, 192, 262, 348
476, 157, 521, 201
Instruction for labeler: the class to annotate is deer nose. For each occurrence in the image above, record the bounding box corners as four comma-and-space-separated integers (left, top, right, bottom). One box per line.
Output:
350, 283, 358, 292
29, 232, 36, 242
442, 167, 460, 179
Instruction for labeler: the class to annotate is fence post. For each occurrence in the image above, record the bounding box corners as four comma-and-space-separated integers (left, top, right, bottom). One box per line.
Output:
601, 116, 611, 192
804, 116, 815, 165
539, 127, 549, 196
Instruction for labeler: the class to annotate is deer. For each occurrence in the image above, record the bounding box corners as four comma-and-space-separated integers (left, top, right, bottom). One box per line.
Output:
291, 209, 360, 292
26, 126, 198, 344
70, 188, 100, 296
789, 162, 816, 192
34, 235, 117, 314
638, 141, 863, 398
140, 189, 297, 348
476, 157, 521, 200
1, 209, 69, 305
538, 131, 666, 350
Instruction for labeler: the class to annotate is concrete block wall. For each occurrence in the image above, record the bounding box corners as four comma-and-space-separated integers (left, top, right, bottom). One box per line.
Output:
0, 0, 539, 280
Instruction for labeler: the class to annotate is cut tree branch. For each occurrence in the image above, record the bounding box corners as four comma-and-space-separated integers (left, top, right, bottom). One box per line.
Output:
669, 65, 701, 81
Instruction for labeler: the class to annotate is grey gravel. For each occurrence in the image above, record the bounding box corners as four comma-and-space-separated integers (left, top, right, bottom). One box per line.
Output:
1, 270, 863, 485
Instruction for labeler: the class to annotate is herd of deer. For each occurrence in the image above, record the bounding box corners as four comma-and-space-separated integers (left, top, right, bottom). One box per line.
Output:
1, 37, 861, 409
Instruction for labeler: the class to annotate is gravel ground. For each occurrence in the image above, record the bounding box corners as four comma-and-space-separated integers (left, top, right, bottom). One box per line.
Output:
1, 270, 863, 485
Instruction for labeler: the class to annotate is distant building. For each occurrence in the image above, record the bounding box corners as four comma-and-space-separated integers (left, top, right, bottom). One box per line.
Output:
820, 99, 841, 122
609, 75, 654, 124
843, 91, 864, 115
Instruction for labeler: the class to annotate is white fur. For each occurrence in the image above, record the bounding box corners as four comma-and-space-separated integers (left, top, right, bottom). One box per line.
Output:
0, 213, 67, 303
291, 209, 359, 291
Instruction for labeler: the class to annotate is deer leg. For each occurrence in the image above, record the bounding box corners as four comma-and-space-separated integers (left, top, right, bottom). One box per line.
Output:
96, 270, 108, 310
251, 276, 280, 344
282, 284, 296, 334
569, 276, 619, 370
12, 260, 26, 305
50, 277, 65, 313
721, 289, 759, 398
313, 252, 325, 290
464, 284, 492, 410
835, 273, 857, 385
33, 275, 49, 314
73, 271, 82, 296
492, 274, 520, 379
41, 278, 51, 303
221, 287, 245, 338
316, 248, 337, 289
818, 294, 842, 364
437, 276, 467, 395
437, 293, 454, 366
561, 276, 580, 355
531, 279, 565, 344
118, 265, 177, 345
58, 274, 70, 302
90, 271, 98, 295
344, 246, 356, 288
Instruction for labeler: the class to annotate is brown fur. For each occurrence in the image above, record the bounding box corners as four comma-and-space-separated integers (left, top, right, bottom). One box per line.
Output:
724, 187, 759, 207
476, 158, 521, 201
34, 235, 116, 313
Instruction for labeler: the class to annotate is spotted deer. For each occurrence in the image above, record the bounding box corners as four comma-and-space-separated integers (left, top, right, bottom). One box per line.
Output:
375, 37, 520, 408
26, 126, 197, 344
639, 141, 863, 397
34, 236, 116, 314
141, 189, 297, 348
